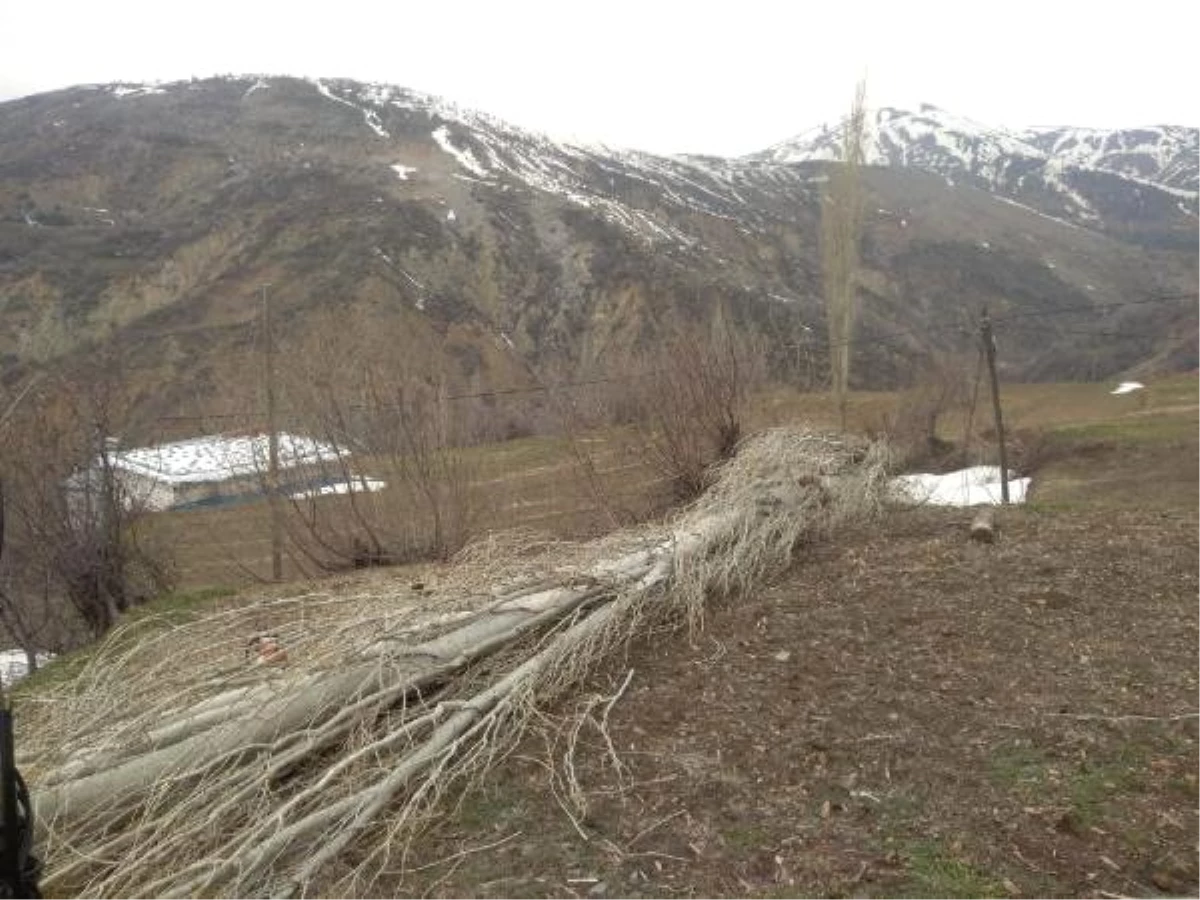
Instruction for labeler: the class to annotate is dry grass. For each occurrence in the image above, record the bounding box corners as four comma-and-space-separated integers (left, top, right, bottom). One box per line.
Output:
139, 373, 1196, 590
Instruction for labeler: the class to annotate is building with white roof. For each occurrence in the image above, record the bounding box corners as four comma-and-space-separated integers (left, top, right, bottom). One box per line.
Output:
76, 432, 350, 512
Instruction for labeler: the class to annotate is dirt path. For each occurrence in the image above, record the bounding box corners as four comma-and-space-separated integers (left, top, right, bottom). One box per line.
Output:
384, 504, 1197, 898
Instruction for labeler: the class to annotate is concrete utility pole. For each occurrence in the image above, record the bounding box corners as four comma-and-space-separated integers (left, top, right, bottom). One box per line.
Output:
980, 306, 1010, 504
262, 284, 283, 580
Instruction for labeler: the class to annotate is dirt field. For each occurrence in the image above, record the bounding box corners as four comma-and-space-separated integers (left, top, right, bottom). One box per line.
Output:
361, 382, 1198, 898
375, 508, 1196, 897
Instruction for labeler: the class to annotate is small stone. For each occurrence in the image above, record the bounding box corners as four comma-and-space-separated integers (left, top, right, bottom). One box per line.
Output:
1151, 867, 1191, 894
773, 650, 791, 662
588, 880, 608, 897
1055, 811, 1083, 835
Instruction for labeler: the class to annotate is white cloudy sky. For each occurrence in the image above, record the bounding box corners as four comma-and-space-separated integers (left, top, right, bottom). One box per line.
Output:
1, 0, 1195, 155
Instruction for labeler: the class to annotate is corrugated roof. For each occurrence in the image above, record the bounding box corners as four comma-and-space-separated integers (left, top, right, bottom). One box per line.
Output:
110, 433, 346, 485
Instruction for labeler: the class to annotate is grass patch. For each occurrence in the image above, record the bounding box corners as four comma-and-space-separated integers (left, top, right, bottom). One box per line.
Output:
1067, 758, 1142, 830
987, 742, 1049, 796
10, 644, 98, 697
899, 840, 1007, 898
1052, 413, 1198, 447
722, 823, 772, 851
11, 585, 237, 699
121, 584, 238, 625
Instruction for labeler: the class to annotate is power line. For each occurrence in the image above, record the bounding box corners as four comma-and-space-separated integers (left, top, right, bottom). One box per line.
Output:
989, 291, 1197, 325
110, 289, 1200, 427
784, 290, 1195, 355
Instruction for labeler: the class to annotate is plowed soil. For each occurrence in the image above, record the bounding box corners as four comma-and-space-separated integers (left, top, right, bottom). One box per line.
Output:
385, 477, 1197, 897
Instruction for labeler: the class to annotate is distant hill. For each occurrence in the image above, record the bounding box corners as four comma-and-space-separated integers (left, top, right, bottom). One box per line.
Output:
0, 78, 1195, 421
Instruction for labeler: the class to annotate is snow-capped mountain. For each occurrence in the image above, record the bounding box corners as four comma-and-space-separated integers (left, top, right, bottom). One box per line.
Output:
0, 77, 1195, 416
1023, 124, 1198, 194
760, 105, 1042, 186
759, 105, 1198, 235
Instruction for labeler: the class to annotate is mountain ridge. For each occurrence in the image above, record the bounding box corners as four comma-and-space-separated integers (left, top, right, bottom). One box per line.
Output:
0, 76, 1195, 425
758, 104, 1198, 241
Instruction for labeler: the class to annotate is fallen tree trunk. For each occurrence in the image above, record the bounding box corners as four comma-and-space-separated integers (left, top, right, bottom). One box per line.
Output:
22, 428, 889, 898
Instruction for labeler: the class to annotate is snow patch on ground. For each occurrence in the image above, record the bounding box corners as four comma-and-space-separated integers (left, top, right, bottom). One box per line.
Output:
890, 466, 1030, 507
391, 163, 417, 180
83, 206, 116, 226
1111, 381, 1145, 395
1, 649, 55, 685
290, 478, 386, 500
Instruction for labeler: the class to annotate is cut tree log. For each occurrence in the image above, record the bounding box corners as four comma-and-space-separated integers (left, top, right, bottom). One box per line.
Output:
970, 507, 996, 543
23, 428, 889, 898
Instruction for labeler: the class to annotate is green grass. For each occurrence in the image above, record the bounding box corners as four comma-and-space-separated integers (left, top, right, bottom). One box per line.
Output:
1051, 412, 1198, 447
987, 742, 1049, 796
120, 584, 238, 625
1067, 757, 1143, 830
898, 840, 1006, 898
10, 585, 237, 698
721, 823, 772, 851
987, 739, 1151, 836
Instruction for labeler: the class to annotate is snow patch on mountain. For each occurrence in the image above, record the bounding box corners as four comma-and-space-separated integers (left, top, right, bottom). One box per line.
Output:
292, 78, 797, 248
109, 83, 167, 99
431, 126, 490, 178
242, 78, 270, 99
311, 79, 390, 139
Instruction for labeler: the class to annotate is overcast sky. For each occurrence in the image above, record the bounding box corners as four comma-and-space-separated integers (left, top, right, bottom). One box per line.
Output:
1, 0, 1196, 156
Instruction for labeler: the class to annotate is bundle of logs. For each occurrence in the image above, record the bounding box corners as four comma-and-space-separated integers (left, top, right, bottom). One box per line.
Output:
23, 428, 889, 897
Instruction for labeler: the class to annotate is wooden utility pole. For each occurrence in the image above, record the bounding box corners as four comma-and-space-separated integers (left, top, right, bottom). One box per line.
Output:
980, 306, 1010, 504
262, 284, 283, 580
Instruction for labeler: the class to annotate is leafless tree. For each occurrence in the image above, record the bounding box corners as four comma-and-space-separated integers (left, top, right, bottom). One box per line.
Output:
0, 361, 174, 645
868, 350, 977, 470
822, 79, 869, 430
272, 317, 482, 569
616, 309, 764, 501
